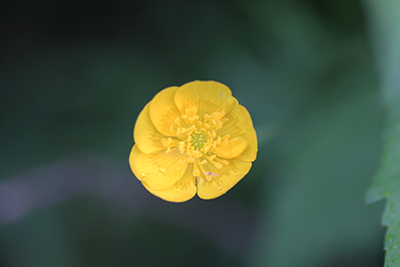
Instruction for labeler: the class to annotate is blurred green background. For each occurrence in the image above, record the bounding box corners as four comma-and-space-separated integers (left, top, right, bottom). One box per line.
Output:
0, 0, 396, 266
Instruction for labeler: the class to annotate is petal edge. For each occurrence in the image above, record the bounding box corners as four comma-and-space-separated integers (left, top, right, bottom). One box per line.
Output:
129, 145, 187, 190
134, 103, 166, 154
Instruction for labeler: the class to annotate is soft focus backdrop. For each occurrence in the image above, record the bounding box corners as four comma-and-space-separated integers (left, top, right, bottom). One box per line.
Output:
0, 0, 395, 266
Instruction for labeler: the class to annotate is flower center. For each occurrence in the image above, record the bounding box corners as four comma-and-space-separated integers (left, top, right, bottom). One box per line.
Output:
190, 132, 207, 150
161, 106, 231, 181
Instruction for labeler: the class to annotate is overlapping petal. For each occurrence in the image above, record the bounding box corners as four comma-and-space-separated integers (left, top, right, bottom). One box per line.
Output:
134, 103, 166, 154
129, 146, 187, 190
219, 104, 257, 162
212, 136, 249, 159
196, 159, 252, 200
175, 81, 237, 118
142, 170, 197, 202
149, 86, 181, 137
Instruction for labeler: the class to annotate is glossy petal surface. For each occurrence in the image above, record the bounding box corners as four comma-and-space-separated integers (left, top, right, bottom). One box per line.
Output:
150, 86, 181, 136
197, 159, 252, 199
143, 172, 197, 202
221, 104, 258, 162
134, 104, 166, 154
213, 137, 249, 159
175, 81, 237, 118
129, 146, 187, 189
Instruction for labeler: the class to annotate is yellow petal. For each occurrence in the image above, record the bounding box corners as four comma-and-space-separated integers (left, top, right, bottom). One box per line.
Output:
196, 159, 252, 200
129, 145, 187, 190
218, 104, 258, 162
142, 172, 196, 202
149, 86, 181, 136
174, 81, 238, 118
213, 136, 249, 159
134, 103, 166, 154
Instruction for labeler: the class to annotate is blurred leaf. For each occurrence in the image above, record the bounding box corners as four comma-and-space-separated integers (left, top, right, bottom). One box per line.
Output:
249, 76, 383, 266
366, 122, 400, 266
245, 0, 384, 266
364, 0, 400, 265
366, 122, 400, 204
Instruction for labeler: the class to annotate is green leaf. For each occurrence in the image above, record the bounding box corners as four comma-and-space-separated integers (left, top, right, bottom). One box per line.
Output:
383, 196, 400, 266
367, 122, 400, 204
248, 68, 383, 266
367, 121, 400, 266
363, 0, 400, 264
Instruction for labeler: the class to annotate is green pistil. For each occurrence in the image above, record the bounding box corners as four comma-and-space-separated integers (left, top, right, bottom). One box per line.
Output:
191, 132, 207, 150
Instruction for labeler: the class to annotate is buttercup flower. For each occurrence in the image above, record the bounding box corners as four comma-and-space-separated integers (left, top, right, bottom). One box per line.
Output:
129, 80, 257, 202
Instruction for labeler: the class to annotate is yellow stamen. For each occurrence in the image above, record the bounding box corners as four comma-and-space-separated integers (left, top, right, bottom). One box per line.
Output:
159, 108, 232, 181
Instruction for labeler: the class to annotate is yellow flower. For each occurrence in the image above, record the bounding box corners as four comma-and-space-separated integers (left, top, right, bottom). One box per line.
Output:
129, 80, 257, 202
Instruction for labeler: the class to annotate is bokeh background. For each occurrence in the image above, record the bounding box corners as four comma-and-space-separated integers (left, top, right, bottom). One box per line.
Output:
1, 0, 398, 266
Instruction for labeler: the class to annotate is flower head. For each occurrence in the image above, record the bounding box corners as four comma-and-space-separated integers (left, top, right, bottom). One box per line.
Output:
129, 81, 257, 202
